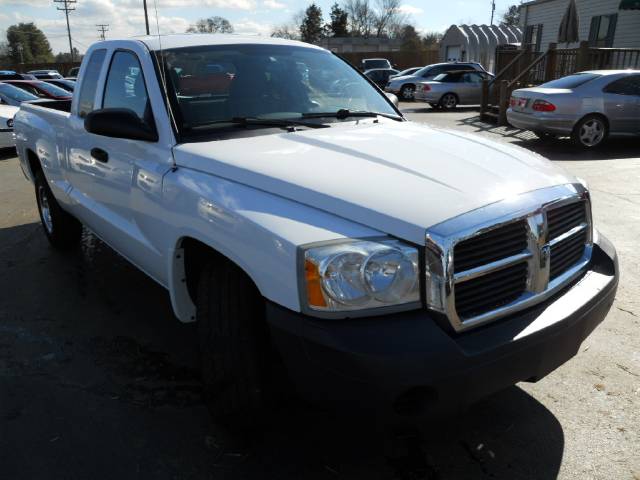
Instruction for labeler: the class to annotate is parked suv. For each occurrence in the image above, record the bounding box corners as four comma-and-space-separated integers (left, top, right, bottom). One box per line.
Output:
386, 62, 487, 100
361, 58, 392, 71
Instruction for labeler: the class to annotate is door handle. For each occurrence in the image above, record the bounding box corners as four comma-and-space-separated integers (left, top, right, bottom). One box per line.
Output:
91, 148, 109, 163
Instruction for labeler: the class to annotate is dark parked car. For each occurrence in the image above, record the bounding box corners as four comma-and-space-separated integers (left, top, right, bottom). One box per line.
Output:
1, 80, 72, 100
67, 66, 80, 78
44, 78, 76, 92
364, 68, 400, 89
0, 82, 40, 106
361, 58, 392, 71
26, 70, 63, 80
0, 71, 36, 81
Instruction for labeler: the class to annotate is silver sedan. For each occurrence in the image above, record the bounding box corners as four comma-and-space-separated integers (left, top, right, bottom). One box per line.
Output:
507, 70, 640, 148
414, 71, 494, 109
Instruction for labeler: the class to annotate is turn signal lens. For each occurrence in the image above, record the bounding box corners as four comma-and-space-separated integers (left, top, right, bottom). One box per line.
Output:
305, 258, 327, 308
532, 100, 556, 112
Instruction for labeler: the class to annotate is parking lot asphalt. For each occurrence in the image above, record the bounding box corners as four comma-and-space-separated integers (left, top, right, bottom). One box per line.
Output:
1, 107, 639, 480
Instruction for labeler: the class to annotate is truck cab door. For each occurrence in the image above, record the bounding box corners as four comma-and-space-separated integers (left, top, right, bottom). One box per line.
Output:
65, 45, 175, 285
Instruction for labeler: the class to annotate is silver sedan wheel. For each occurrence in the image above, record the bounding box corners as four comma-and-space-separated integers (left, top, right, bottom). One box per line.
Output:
440, 93, 457, 109
401, 85, 415, 100
579, 118, 605, 147
38, 185, 54, 234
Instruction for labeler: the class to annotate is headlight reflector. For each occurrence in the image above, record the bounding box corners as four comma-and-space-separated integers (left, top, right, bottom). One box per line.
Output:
302, 239, 420, 314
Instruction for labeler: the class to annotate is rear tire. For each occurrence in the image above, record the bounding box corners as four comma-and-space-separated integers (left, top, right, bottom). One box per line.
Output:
197, 260, 273, 428
34, 169, 82, 250
571, 114, 608, 149
439, 93, 458, 110
400, 85, 415, 101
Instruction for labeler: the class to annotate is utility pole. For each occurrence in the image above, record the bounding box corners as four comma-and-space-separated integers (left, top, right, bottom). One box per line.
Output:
54, 0, 76, 62
143, 0, 150, 35
96, 24, 109, 41
490, 0, 496, 25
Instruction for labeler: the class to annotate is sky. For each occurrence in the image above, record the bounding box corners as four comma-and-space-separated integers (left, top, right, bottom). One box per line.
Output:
0, 0, 519, 55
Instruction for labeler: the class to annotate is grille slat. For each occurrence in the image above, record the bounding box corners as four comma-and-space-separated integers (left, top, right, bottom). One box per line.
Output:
454, 221, 528, 273
455, 262, 528, 319
548, 202, 588, 280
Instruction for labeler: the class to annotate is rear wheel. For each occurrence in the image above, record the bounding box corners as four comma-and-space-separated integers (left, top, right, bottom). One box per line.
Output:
439, 93, 458, 110
572, 115, 608, 149
400, 85, 415, 100
197, 260, 275, 428
34, 170, 82, 250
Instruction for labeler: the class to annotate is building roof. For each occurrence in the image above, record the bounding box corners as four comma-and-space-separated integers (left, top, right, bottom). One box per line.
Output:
134, 33, 322, 52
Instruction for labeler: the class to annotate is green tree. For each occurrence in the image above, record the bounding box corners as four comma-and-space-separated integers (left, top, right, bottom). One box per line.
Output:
186, 16, 234, 33
55, 47, 82, 63
399, 24, 422, 52
328, 3, 349, 37
6, 23, 54, 64
422, 31, 443, 48
501, 4, 522, 27
300, 3, 324, 43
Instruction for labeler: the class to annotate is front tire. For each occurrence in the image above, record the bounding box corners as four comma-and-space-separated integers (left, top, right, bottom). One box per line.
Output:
197, 260, 272, 428
34, 169, 82, 250
572, 115, 608, 149
439, 93, 458, 110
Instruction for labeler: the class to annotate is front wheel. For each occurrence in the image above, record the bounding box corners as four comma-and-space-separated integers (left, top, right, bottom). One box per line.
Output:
439, 93, 458, 110
197, 261, 274, 428
572, 115, 608, 149
34, 169, 82, 250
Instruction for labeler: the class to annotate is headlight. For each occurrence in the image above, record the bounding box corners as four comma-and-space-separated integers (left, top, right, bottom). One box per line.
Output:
6, 118, 13, 129
301, 238, 420, 314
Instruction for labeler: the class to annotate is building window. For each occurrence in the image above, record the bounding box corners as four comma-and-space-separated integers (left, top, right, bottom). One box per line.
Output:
589, 14, 618, 47
524, 24, 543, 51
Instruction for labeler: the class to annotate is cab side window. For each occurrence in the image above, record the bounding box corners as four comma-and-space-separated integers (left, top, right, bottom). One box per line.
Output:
77, 49, 107, 118
103, 51, 152, 123
603, 75, 640, 96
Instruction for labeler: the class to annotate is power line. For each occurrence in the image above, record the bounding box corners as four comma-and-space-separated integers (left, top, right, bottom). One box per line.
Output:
53, 0, 76, 61
96, 23, 109, 41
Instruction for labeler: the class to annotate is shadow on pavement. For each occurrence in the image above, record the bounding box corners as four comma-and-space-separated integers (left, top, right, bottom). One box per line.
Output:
0, 147, 17, 161
457, 115, 640, 161
0, 224, 564, 479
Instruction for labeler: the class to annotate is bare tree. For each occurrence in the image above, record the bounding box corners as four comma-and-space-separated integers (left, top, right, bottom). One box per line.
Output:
271, 10, 305, 40
344, 0, 375, 37
187, 16, 234, 34
374, 0, 406, 38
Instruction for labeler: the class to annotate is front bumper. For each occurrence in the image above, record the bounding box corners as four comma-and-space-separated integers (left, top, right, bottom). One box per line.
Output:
507, 109, 576, 134
266, 233, 618, 422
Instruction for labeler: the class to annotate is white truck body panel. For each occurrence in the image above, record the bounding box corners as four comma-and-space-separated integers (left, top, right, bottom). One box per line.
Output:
13, 35, 580, 322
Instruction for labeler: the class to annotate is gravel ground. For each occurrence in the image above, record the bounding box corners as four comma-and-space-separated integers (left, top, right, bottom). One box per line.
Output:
0, 106, 638, 480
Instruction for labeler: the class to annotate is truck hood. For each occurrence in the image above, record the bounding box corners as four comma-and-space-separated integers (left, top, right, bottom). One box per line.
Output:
173, 120, 575, 245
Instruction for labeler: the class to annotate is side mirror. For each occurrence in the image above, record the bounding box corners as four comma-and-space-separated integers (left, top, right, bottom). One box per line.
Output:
385, 92, 399, 107
84, 108, 158, 142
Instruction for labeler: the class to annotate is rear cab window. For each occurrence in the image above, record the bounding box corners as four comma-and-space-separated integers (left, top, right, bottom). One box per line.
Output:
77, 49, 107, 118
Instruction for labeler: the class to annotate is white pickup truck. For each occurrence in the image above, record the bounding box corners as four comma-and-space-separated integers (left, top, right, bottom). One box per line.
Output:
14, 35, 619, 425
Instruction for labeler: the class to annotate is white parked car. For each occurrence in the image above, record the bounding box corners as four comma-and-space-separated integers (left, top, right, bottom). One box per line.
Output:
13, 35, 619, 426
0, 103, 18, 149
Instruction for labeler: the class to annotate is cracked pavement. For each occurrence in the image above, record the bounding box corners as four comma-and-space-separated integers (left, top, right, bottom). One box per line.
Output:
0, 107, 638, 479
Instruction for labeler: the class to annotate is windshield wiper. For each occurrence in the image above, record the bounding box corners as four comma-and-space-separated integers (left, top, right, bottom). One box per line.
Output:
302, 109, 403, 121
192, 116, 330, 131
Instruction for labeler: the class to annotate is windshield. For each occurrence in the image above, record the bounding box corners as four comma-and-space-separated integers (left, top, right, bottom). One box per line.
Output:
0, 83, 39, 103
35, 81, 71, 96
540, 73, 601, 89
161, 44, 397, 138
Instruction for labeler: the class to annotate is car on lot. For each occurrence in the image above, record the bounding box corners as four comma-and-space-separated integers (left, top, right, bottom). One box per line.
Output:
13, 34, 618, 426
415, 70, 494, 109
67, 66, 80, 78
389, 67, 422, 80
361, 58, 392, 71
385, 62, 487, 100
364, 68, 399, 89
508, 70, 640, 149
0, 80, 72, 100
0, 102, 18, 149
27, 69, 63, 79
44, 78, 76, 92
0, 82, 39, 107
0, 71, 36, 80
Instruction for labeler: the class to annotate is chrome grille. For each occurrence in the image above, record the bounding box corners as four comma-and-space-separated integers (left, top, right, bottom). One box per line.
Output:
425, 184, 593, 333
455, 262, 528, 319
453, 221, 528, 273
